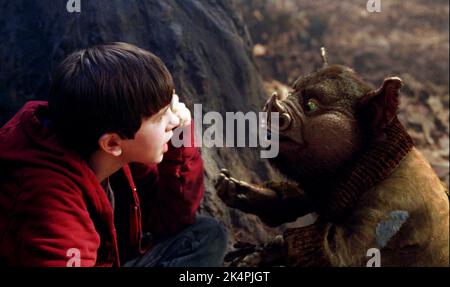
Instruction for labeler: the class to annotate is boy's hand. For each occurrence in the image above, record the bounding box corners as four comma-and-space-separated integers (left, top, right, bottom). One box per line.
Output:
171, 93, 191, 127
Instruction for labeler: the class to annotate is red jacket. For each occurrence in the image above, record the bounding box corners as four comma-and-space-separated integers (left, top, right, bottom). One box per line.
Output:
0, 101, 204, 267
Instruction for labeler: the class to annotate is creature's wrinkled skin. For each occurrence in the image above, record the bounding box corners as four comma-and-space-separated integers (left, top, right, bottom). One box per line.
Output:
216, 65, 449, 267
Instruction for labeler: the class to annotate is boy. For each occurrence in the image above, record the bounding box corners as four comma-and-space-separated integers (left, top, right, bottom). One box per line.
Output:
0, 42, 228, 267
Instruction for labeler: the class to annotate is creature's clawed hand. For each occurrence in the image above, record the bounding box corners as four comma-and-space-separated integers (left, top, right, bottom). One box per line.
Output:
215, 168, 279, 215
215, 168, 314, 227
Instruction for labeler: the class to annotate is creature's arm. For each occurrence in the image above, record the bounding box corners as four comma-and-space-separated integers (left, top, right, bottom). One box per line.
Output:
215, 169, 314, 227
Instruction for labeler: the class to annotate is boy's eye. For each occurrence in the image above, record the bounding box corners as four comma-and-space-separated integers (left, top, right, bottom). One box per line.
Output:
305, 99, 318, 112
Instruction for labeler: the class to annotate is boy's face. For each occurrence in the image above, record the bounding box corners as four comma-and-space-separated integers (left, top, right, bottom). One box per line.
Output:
121, 103, 181, 164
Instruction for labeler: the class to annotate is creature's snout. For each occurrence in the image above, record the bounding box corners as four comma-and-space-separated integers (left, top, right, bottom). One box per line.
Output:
263, 92, 292, 132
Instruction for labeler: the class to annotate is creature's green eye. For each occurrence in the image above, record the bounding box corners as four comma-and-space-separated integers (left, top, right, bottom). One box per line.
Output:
305, 100, 318, 112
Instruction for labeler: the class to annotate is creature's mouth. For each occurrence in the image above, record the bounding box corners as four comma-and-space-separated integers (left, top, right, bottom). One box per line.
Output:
267, 130, 304, 150
277, 132, 294, 143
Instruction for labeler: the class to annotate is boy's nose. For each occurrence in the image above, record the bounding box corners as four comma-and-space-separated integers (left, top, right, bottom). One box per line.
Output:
166, 109, 180, 131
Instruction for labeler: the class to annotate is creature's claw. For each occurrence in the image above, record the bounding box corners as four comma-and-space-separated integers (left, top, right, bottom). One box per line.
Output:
220, 168, 231, 177
226, 236, 286, 267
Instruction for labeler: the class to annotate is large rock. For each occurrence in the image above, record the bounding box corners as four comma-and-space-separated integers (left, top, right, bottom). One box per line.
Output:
0, 0, 282, 245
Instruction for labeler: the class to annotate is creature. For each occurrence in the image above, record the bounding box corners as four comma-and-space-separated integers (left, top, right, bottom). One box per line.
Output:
215, 58, 449, 266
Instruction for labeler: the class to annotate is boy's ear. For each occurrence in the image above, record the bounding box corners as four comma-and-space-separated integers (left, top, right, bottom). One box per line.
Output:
358, 76, 403, 134
98, 133, 122, 157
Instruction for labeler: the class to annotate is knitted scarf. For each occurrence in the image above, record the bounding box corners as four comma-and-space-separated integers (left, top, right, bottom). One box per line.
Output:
318, 117, 414, 222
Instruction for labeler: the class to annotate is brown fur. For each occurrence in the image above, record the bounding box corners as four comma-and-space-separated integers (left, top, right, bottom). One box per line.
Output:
216, 65, 449, 266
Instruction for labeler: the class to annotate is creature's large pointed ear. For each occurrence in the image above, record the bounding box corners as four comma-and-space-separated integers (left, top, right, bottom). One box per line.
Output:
358, 77, 403, 134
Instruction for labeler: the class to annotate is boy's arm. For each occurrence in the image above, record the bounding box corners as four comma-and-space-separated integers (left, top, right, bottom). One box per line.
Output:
8, 182, 101, 267
133, 123, 204, 238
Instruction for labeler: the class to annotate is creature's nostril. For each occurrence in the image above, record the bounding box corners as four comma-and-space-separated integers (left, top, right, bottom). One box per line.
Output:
263, 92, 291, 130
273, 98, 286, 113
279, 113, 292, 131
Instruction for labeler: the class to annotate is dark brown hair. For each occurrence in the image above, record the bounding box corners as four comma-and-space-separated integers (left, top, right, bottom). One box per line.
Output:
48, 42, 173, 158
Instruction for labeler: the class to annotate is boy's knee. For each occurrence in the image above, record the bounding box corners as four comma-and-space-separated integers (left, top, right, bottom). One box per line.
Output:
194, 216, 229, 246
